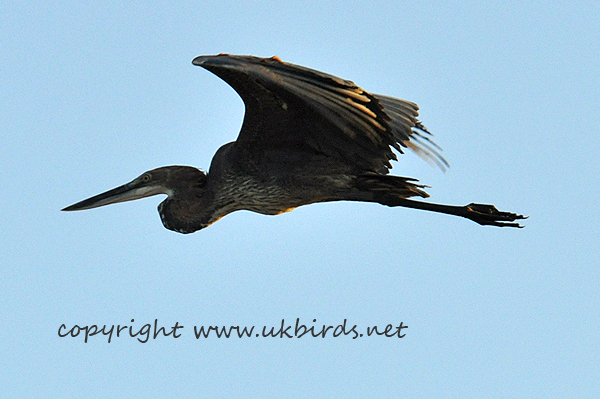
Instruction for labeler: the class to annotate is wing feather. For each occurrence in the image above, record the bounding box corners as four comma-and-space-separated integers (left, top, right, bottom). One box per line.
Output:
192, 54, 446, 173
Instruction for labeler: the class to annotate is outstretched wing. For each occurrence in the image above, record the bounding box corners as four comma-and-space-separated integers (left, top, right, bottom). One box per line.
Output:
192, 54, 446, 173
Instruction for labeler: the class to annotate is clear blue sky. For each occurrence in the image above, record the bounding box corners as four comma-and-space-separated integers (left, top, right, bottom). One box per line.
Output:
2, 1, 599, 397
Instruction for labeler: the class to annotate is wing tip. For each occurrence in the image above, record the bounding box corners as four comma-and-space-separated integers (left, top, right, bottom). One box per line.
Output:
192, 53, 284, 68
192, 53, 234, 67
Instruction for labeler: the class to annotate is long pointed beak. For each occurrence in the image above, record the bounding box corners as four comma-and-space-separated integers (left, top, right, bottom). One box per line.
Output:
62, 183, 166, 211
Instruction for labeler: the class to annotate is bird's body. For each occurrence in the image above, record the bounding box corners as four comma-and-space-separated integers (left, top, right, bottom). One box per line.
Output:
63, 54, 525, 232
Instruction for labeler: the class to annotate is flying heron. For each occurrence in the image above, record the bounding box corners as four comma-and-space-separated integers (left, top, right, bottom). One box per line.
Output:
63, 54, 525, 233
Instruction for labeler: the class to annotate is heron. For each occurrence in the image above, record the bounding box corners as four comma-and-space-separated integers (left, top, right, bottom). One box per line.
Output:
62, 54, 525, 233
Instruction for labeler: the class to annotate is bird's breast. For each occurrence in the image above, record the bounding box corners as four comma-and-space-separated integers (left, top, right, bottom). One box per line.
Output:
211, 175, 306, 217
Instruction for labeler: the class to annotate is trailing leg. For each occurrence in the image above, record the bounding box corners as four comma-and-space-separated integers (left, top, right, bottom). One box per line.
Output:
383, 198, 526, 227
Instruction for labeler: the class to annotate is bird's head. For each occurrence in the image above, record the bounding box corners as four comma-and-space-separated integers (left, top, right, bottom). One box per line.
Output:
62, 166, 208, 233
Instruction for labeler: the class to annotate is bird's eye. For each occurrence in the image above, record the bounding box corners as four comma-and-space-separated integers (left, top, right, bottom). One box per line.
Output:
141, 174, 151, 182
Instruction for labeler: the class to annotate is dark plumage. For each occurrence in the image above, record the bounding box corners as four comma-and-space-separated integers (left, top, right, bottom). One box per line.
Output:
63, 54, 525, 233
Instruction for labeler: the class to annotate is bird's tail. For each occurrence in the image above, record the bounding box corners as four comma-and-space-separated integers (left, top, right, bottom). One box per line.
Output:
355, 173, 430, 205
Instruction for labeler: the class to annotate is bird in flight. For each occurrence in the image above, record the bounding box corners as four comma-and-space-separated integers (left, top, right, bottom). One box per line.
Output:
63, 54, 525, 233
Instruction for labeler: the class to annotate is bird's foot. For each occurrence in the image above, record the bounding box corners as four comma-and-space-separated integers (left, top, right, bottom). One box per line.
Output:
464, 203, 527, 228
